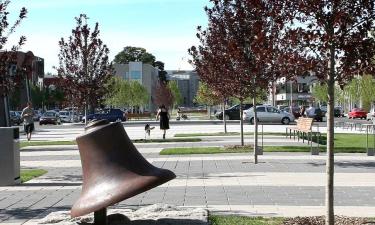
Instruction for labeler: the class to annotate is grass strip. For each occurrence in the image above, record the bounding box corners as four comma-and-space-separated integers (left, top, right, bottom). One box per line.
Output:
21, 138, 202, 148
160, 145, 368, 155
133, 138, 202, 143
209, 215, 284, 225
174, 132, 283, 137
21, 169, 47, 183
20, 140, 76, 148
161, 147, 220, 155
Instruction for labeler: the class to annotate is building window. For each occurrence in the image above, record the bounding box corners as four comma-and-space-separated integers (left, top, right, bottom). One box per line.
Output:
130, 71, 141, 80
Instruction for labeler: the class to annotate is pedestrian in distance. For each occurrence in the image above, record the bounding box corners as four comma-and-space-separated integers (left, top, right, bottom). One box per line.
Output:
21, 101, 35, 141
156, 105, 170, 139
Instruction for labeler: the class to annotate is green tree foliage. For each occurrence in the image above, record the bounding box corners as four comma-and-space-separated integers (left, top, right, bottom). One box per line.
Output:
168, 80, 182, 108
342, 76, 375, 111
312, 84, 328, 104
8, 88, 21, 110
105, 77, 149, 109
154, 60, 168, 82
105, 76, 130, 108
30, 85, 44, 109
128, 80, 149, 109
114, 46, 156, 65
194, 82, 221, 106
359, 75, 375, 110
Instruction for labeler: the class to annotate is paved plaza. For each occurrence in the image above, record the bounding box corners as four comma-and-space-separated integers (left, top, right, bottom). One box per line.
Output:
1, 122, 375, 224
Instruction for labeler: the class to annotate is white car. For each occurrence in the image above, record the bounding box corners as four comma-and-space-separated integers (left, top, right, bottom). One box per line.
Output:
59, 110, 79, 123
367, 108, 375, 121
243, 105, 295, 125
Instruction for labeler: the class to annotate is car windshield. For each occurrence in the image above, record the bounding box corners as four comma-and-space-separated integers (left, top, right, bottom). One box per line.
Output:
44, 112, 55, 117
59, 111, 69, 116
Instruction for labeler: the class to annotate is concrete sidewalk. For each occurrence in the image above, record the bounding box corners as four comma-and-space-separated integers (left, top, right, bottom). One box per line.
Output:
1, 139, 375, 224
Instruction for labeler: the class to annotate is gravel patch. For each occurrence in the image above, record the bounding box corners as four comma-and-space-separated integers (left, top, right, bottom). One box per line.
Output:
283, 216, 375, 225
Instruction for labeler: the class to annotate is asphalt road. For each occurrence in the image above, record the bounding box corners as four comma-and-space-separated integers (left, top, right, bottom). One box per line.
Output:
27, 116, 375, 129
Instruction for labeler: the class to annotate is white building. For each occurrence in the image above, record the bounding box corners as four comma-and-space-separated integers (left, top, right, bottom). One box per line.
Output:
270, 76, 319, 107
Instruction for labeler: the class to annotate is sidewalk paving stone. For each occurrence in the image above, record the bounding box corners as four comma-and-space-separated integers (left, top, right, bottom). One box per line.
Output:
1, 131, 375, 224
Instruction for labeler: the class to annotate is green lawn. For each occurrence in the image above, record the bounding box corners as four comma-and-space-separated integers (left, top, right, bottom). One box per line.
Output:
175, 132, 283, 137
21, 169, 47, 183
161, 133, 372, 155
209, 215, 284, 225
20, 140, 76, 148
133, 138, 202, 143
161, 147, 233, 155
20, 138, 202, 148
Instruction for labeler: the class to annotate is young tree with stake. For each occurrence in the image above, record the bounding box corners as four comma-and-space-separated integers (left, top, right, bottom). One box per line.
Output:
283, 1, 375, 224
57, 14, 113, 125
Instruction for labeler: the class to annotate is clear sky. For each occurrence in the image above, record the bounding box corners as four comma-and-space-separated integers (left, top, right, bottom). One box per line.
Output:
7, 0, 209, 73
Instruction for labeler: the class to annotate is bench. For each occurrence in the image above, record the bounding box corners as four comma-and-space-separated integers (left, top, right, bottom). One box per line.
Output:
286, 117, 321, 154
126, 112, 152, 120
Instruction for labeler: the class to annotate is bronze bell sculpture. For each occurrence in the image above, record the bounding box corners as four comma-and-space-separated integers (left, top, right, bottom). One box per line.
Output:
71, 120, 176, 220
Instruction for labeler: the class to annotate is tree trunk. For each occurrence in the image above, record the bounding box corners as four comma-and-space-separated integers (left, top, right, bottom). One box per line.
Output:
240, 100, 244, 146
253, 96, 258, 164
326, 42, 336, 225
222, 101, 227, 134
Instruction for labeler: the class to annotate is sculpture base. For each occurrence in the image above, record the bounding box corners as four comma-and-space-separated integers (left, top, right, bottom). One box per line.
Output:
39, 204, 208, 225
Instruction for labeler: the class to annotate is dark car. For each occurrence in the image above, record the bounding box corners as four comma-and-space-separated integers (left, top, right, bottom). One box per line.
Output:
10, 111, 22, 125
283, 106, 302, 119
83, 108, 125, 123
334, 107, 344, 117
215, 104, 253, 120
39, 111, 61, 125
306, 107, 325, 122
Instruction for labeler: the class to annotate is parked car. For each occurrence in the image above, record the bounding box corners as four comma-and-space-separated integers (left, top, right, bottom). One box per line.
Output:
33, 110, 42, 121
39, 111, 61, 125
348, 108, 367, 119
10, 111, 22, 125
367, 108, 375, 121
82, 108, 125, 123
215, 104, 253, 120
305, 106, 325, 122
59, 110, 79, 123
243, 105, 295, 125
283, 106, 302, 119
334, 106, 345, 117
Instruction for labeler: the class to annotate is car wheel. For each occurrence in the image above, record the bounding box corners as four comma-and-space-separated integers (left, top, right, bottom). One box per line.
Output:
281, 117, 290, 125
224, 115, 230, 120
249, 117, 259, 125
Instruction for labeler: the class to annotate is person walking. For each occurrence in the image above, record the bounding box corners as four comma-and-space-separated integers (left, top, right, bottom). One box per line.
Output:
156, 105, 170, 139
21, 101, 35, 141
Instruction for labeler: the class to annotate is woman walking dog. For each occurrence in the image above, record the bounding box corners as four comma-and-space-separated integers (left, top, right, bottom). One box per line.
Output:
156, 105, 170, 139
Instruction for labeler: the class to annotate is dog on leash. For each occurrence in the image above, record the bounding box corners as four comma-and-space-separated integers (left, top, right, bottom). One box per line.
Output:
144, 123, 155, 139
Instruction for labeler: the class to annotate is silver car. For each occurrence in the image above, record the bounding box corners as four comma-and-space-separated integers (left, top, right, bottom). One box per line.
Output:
243, 105, 295, 124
